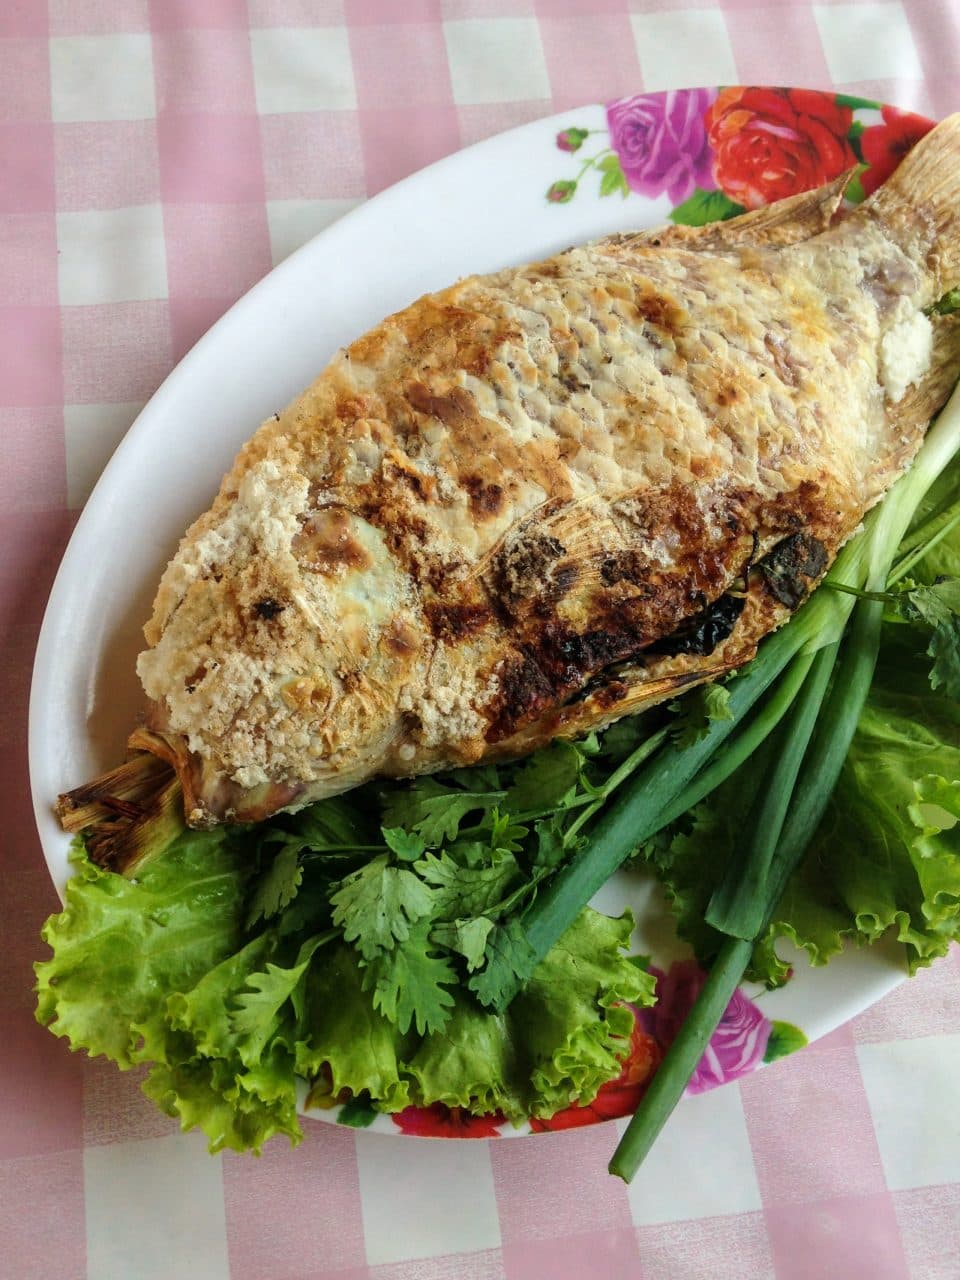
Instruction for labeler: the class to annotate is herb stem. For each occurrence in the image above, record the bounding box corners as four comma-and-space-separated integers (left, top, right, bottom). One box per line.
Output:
300, 843, 387, 855
565, 726, 671, 841
458, 800, 591, 837
822, 582, 894, 602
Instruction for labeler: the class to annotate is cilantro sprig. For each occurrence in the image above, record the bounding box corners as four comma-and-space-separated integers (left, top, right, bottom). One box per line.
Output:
242, 727, 669, 1041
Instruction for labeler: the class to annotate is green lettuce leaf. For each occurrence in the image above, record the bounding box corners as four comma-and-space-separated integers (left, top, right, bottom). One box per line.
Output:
36, 829, 252, 1064
312, 906, 652, 1122
36, 832, 654, 1150
294, 942, 414, 1110
36, 830, 310, 1152
515, 908, 655, 1115
647, 622, 960, 983
403, 992, 527, 1118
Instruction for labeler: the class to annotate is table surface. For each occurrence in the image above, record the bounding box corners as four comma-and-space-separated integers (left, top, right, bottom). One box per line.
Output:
4, 2, 960, 1278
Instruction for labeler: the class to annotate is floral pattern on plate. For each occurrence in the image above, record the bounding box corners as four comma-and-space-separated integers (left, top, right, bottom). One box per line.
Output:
548, 85, 934, 225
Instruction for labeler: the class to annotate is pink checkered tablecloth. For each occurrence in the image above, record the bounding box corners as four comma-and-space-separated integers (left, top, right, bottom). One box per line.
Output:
4, 2, 960, 1277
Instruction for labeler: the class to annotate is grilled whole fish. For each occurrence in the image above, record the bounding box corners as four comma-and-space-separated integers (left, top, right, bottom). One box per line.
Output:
134, 114, 960, 828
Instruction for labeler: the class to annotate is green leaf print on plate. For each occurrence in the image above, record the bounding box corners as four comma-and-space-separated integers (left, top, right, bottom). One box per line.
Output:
668, 188, 745, 227
763, 1020, 809, 1063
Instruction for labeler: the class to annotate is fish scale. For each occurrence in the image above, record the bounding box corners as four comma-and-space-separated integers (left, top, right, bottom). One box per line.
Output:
129, 115, 960, 827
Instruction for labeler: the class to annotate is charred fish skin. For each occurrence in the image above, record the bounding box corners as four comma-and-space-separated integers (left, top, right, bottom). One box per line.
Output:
135, 114, 960, 827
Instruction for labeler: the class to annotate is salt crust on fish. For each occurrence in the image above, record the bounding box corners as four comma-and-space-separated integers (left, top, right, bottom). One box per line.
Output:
135, 115, 960, 825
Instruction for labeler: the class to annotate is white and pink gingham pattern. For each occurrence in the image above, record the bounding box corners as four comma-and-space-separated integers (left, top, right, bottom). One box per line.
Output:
4, 3, 960, 1277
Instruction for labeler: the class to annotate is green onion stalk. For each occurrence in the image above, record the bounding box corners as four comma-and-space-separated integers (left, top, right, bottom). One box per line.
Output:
609, 388, 960, 1182
493, 383, 960, 1180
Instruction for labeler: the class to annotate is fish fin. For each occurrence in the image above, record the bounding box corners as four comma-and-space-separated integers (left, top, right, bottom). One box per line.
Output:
479, 496, 620, 621
560, 665, 733, 734
599, 168, 854, 256
496, 663, 738, 757
862, 112, 960, 293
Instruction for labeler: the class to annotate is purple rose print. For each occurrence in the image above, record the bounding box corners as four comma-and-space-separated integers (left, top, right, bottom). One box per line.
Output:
639, 959, 771, 1094
606, 89, 718, 205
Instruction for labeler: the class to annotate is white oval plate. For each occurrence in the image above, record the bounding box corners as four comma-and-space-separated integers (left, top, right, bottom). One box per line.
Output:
30, 89, 911, 1139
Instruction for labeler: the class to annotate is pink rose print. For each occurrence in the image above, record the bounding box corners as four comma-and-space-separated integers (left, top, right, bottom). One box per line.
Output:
640, 959, 771, 1093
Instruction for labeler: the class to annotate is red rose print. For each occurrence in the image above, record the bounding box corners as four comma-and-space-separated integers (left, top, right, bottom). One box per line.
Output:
860, 106, 935, 196
706, 86, 856, 209
391, 1103, 505, 1138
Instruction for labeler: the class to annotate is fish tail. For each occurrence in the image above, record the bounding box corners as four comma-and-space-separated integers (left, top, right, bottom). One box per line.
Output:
864, 111, 960, 293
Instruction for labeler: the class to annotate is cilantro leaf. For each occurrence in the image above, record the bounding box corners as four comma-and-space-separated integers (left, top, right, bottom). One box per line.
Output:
505, 740, 583, 812
532, 817, 568, 870
361, 920, 457, 1034
283, 792, 379, 848
895, 578, 960, 698
330, 855, 436, 961
416, 849, 522, 920
671, 683, 734, 747
246, 846, 303, 929
480, 868, 552, 918
442, 840, 492, 870
927, 617, 960, 699
413, 792, 503, 845
430, 917, 494, 971
593, 715, 652, 763
381, 828, 426, 862
231, 934, 330, 1062
276, 877, 335, 938
904, 578, 960, 627
486, 810, 528, 853
467, 919, 538, 1009
446, 764, 503, 790
382, 777, 505, 845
